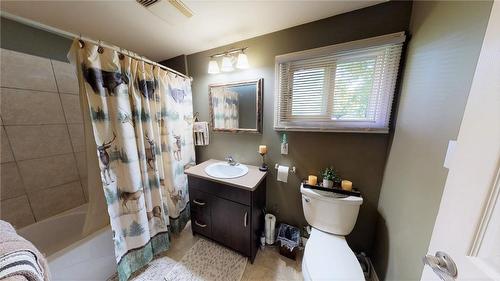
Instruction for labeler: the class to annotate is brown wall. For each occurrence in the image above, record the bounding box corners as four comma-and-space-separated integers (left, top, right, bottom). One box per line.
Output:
159, 54, 188, 76
186, 1, 412, 254
373, 1, 493, 280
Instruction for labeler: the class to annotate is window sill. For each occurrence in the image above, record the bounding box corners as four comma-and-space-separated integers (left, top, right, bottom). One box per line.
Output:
273, 126, 389, 134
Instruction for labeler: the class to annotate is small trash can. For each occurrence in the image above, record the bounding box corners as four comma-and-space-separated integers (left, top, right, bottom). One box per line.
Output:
276, 223, 300, 260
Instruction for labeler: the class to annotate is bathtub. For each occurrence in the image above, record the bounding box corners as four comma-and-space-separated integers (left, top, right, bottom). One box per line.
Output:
18, 205, 116, 281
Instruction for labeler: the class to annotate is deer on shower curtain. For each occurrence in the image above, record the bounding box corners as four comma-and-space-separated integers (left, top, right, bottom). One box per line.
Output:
69, 39, 195, 281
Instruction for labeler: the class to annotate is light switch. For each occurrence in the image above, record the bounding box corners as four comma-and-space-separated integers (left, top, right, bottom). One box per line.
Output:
444, 140, 457, 169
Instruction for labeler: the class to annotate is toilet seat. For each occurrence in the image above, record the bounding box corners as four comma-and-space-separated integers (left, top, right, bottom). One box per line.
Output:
303, 228, 364, 281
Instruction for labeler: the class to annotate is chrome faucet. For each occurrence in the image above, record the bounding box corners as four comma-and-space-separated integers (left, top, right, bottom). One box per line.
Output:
225, 156, 238, 166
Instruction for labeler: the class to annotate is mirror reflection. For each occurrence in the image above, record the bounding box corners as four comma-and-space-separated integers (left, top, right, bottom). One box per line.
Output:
209, 79, 263, 133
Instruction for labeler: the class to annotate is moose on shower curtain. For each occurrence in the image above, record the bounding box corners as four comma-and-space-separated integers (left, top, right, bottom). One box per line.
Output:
69, 39, 195, 281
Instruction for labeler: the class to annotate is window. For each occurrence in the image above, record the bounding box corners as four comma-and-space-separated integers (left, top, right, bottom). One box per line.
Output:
275, 32, 405, 133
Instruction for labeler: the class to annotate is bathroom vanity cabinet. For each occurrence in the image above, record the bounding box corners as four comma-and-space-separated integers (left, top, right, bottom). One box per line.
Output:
185, 160, 267, 262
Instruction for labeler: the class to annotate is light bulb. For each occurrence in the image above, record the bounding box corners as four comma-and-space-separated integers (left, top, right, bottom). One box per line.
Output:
236, 53, 249, 69
221, 56, 234, 72
208, 59, 220, 74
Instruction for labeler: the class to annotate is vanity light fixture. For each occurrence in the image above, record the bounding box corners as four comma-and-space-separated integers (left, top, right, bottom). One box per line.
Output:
208, 59, 220, 74
207, 47, 248, 74
236, 52, 249, 69
221, 56, 234, 72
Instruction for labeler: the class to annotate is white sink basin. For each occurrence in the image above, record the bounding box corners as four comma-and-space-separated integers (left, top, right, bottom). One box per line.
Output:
204, 162, 249, 179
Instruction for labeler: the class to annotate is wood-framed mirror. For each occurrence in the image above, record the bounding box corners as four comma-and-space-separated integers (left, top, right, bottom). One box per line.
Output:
208, 79, 263, 133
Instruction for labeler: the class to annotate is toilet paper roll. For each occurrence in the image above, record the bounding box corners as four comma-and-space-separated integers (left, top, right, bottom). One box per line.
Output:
265, 214, 276, 245
277, 165, 289, 183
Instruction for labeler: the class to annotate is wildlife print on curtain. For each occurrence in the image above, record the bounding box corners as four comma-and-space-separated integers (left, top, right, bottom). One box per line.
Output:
69, 39, 195, 281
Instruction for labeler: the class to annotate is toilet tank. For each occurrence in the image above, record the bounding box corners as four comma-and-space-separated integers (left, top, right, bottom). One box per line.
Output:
301, 185, 363, 236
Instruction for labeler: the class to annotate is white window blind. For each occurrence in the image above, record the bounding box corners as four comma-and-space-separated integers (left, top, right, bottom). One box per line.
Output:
275, 32, 406, 133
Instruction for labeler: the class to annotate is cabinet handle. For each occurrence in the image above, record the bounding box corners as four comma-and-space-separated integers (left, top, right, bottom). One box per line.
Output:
243, 211, 248, 227
193, 199, 206, 206
194, 220, 207, 228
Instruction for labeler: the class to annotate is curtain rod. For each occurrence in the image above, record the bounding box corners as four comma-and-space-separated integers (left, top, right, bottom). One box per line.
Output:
78, 36, 193, 81
0, 11, 193, 81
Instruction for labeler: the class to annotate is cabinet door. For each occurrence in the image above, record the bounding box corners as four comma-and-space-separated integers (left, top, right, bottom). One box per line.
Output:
211, 198, 251, 256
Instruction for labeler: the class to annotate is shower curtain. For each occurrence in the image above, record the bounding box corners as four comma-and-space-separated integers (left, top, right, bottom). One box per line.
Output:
68, 39, 195, 281
211, 87, 239, 129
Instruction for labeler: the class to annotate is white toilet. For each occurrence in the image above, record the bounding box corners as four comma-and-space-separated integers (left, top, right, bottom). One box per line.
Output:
301, 184, 365, 280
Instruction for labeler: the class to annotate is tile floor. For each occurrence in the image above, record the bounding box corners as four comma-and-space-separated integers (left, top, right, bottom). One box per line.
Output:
122, 221, 304, 281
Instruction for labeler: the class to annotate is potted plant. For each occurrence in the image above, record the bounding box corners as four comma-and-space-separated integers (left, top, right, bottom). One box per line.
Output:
321, 167, 336, 188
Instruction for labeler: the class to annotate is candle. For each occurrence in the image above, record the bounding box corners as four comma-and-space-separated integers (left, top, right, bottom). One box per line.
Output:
308, 175, 317, 186
259, 145, 267, 154
341, 180, 353, 191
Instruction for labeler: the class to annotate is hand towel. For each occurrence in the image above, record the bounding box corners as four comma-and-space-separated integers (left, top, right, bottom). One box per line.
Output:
193, 122, 209, 146
0, 220, 50, 281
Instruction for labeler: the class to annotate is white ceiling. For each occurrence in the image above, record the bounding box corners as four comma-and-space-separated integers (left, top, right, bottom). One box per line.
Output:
1, 0, 384, 61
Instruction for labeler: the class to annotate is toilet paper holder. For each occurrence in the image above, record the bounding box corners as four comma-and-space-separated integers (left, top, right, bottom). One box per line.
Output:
274, 164, 296, 174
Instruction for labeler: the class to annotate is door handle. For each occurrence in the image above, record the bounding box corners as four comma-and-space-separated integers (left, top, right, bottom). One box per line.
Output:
193, 199, 206, 206
243, 211, 248, 227
303, 196, 310, 203
422, 251, 457, 281
194, 220, 207, 228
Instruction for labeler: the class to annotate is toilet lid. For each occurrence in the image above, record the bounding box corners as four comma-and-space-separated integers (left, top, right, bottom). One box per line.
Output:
303, 228, 364, 280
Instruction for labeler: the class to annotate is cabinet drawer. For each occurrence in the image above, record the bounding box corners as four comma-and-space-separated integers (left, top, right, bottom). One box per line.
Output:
190, 187, 211, 212
192, 211, 211, 237
189, 188, 212, 237
188, 176, 251, 206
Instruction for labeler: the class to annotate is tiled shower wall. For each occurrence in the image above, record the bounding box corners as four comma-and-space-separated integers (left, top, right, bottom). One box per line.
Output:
0, 48, 88, 228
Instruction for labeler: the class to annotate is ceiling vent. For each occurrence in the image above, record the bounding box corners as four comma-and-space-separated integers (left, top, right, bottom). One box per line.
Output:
136, 0, 193, 25
136, 0, 160, 8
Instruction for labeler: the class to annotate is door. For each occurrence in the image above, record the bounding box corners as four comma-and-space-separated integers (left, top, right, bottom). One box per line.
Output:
421, 2, 500, 280
211, 197, 251, 256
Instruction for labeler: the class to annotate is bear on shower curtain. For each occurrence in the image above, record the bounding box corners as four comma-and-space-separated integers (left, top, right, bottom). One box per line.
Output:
69, 39, 195, 281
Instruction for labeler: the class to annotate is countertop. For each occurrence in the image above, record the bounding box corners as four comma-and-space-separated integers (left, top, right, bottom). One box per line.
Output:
184, 159, 267, 191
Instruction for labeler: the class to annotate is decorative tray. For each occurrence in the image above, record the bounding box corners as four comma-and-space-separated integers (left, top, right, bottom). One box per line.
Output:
302, 181, 361, 197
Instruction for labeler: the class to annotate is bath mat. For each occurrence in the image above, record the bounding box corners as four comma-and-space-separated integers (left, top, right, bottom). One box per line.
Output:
164, 238, 247, 281
108, 256, 176, 281
108, 238, 247, 281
